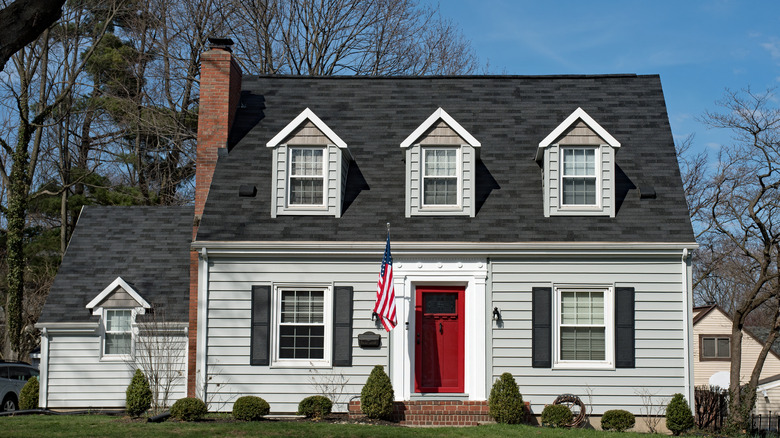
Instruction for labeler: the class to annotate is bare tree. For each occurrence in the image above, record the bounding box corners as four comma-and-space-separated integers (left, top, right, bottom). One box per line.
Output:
0, 0, 66, 72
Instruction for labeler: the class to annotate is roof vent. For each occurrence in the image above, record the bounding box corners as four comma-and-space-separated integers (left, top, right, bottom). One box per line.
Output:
639, 186, 656, 199
208, 37, 234, 52
239, 184, 257, 197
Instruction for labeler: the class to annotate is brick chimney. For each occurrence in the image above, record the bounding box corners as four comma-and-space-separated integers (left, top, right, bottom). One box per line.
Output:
189, 38, 242, 396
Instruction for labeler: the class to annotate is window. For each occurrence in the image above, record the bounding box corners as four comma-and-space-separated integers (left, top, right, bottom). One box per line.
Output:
288, 147, 324, 205
701, 336, 730, 360
554, 287, 613, 368
561, 147, 597, 206
273, 287, 332, 366
104, 309, 132, 356
422, 148, 458, 206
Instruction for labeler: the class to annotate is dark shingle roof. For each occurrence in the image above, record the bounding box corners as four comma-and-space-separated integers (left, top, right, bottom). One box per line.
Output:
197, 75, 695, 243
38, 206, 193, 324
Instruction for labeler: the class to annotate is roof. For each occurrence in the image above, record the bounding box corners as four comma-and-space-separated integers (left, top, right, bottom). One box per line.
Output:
197, 74, 695, 243
38, 206, 194, 324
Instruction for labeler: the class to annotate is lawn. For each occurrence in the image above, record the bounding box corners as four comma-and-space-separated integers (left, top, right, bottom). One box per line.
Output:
0, 414, 664, 438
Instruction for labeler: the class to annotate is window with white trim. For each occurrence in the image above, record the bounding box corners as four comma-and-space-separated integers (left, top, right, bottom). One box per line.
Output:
288, 147, 324, 206
422, 147, 459, 206
561, 147, 597, 206
274, 287, 332, 366
554, 287, 613, 368
104, 309, 132, 356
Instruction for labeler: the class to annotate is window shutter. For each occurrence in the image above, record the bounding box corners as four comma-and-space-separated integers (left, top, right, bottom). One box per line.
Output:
250, 285, 271, 366
615, 287, 635, 368
532, 287, 552, 368
332, 286, 354, 366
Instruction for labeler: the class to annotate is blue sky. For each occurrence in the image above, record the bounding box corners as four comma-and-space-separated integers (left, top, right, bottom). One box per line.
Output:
437, 0, 780, 155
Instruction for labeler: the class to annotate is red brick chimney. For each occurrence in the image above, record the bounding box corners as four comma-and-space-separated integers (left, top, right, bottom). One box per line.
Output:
189, 38, 242, 396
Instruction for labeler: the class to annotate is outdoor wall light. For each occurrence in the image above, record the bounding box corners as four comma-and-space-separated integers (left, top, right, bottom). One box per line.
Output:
492, 307, 501, 321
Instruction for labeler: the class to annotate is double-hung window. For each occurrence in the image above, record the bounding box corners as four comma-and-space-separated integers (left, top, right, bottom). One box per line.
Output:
288, 147, 324, 206
104, 309, 132, 357
555, 287, 613, 368
422, 148, 458, 206
700, 336, 730, 360
275, 288, 331, 366
561, 147, 597, 206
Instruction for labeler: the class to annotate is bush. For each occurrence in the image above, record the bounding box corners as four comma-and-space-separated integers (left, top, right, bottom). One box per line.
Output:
232, 395, 270, 421
601, 409, 635, 432
125, 369, 152, 417
170, 397, 207, 421
360, 365, 394, 420
488, 372, 524, 424
666, 393, 694, 435
541, 404, 573, 428
19, 376, 39, 410
298, 395, 333, 419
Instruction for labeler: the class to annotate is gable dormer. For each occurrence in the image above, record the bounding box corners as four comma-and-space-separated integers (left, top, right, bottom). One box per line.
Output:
86, 277, 150, 358
266, 108, 352, 218
401, 108, 480, 217
537, 108, 620, 218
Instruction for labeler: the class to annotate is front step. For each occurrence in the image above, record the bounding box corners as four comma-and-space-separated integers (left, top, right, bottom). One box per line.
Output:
348, 400, 495, 426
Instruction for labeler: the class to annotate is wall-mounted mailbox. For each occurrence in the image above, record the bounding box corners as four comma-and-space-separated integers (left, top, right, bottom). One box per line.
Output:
358, 331, 381, 348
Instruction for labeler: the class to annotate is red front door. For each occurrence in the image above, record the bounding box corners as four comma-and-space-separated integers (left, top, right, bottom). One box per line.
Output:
414, 286, 464, 393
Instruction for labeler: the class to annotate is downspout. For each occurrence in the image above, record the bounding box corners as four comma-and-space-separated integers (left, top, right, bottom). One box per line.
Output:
39, 328, 49, 409
196, 247, 209, 401
681, 248, 694, 405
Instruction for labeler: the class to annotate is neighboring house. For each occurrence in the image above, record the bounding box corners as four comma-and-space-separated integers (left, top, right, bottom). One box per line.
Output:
37, 39, 697, 425
692, 305, 780, 414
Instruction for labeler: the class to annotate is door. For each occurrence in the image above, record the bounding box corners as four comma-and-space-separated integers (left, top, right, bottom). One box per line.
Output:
414, 286, 465, 393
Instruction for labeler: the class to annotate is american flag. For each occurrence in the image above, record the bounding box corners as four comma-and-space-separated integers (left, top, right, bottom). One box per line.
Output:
374, 234, 397, 331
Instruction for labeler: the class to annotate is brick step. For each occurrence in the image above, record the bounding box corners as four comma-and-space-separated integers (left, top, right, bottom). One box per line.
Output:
348, 400, 529, 426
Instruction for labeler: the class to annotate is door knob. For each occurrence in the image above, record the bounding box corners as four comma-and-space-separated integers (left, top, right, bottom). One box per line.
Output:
439, 322, 443, 334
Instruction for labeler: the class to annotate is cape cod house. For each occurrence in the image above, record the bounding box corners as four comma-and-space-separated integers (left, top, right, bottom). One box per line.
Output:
36, 39, 697, 426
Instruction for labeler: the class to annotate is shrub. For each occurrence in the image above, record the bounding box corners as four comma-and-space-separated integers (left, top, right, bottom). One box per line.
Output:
360, 365, 394, 420
170, 397, 207, 421
125, 369, 152, 417
298, 395, 333, 419
19, 376, 39, 410
488, 372, 524, 424
666, 393, 694, 436
232, 395, 270, 421
601, 409, 635, 432
541, 404, 573, 428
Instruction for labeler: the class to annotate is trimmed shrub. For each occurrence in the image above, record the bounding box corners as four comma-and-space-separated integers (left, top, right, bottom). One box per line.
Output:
360, 365, 394, 420
488, 372, 524, 424
19, 376, 39, 410
601, 409, 635, 432
125, 369, 152, 417
232, 396, 270, 421
541, 404, 573, 428
170, 397, 207, 421
298, 395, 333, 419
666, 393, 694, 436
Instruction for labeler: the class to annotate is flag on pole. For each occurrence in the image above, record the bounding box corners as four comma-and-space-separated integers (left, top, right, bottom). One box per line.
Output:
374, 233, 397, 331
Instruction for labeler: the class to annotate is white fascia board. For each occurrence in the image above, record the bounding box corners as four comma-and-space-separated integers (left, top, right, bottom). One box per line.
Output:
266, 107, 348, 149
400, 107, 481, 148
537, 107, 621, 160
758, 378, 780, 392
85, 276, 151, 310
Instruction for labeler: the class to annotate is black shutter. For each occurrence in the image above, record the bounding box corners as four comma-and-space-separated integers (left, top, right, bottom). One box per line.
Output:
615, 287, 636, 368
532, 287, 552, 368
250, 285, 271, 366
332, 286, 354, 366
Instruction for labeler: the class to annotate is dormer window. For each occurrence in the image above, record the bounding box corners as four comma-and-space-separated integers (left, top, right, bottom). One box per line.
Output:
538, 108, 620, 217
104, 309, 132, 355
85, 277, 150, 360
401, 108, 480, 217
267, 108, 351, 217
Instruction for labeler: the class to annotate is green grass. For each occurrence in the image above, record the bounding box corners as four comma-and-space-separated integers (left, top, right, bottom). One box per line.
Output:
0, 414, 667, 438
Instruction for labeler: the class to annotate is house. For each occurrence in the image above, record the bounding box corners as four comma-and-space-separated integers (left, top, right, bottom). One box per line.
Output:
36, 39, 697, 427
692, 305, 780, 415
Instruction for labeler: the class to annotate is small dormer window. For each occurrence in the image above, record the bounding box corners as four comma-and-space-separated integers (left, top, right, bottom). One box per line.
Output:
104, 309, 132, 355
561, 147, 597, 206
422, 147, 459, 206
289, 147, 325, 205
85, 277, 150, 360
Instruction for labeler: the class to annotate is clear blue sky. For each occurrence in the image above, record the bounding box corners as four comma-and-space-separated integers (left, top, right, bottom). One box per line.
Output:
437, 0, 780, 155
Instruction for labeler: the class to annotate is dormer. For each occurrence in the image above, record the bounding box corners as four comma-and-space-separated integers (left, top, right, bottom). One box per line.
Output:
401, 108, 480, 217
537, 108, 620, 218
86, 277, 150, 359
267, 108, 352, 218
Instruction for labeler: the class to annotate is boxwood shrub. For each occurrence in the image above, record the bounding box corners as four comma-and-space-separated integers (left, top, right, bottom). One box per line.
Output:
125, 369, 152, 417
666, 393, 694, 436
601, 409, 635, 432
170, 397, 207, 421
232, 395, 270, 421
541, 404, 573, 428
488, 372, 524, 424
298, 395, 332, 419
19, 376, 39, 410
360, 365, 394, 420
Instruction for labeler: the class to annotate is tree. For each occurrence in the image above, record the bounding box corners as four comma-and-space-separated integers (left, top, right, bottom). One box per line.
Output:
697, 88, 780, 428
0, 0, 66, 72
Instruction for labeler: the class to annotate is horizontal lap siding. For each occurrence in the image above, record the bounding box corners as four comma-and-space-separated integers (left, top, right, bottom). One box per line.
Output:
206, 258, 385, 413
490, 257, 685, 415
